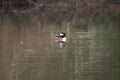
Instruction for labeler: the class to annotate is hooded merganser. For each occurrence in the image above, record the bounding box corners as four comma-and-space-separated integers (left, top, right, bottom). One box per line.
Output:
55, 32, 66, 43
59, 32, 66, 43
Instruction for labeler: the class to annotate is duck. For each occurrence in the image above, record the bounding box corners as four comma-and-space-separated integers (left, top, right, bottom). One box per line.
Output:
55, 32, 66, 43
59, 32, 66, 43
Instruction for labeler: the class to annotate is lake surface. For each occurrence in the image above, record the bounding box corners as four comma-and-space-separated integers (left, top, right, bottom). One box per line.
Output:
0, 16, 120, 80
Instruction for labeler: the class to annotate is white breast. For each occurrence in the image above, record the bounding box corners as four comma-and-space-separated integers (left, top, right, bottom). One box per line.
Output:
61, 37, 66, 42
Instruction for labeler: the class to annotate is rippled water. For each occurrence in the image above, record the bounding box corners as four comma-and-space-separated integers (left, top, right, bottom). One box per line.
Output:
0, 18, 120, 80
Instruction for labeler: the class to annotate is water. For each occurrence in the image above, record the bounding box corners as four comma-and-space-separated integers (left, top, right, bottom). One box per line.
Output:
0, 16, 120, 80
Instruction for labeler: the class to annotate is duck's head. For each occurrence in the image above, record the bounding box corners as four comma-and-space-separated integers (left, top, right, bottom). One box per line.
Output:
59, 32, 66, 37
